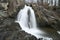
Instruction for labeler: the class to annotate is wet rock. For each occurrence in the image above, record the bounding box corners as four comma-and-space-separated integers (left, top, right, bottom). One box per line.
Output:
0, 18, 37, 40
0, 31, 37, 40
0, 3, 8, 10
0, 18, 21, 31
0, 10, 8, 18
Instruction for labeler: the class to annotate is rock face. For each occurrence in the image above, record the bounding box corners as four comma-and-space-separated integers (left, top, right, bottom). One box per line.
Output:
29, 4, 60, 40
7, 0, 25, 17
0, 2, 8, 10
0, 18, 37, 40
0, 0, 25, 18
31, 4, 60, 31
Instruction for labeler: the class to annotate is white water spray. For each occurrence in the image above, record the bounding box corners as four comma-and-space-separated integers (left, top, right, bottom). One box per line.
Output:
15, 5, 53, 40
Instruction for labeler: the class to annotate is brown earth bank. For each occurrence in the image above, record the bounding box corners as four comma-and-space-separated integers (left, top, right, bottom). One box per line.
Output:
0, 0, 60, 40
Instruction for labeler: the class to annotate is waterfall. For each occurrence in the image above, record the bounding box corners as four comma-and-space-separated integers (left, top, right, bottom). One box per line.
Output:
15, 5, 53, 40
25, 0, 37, 3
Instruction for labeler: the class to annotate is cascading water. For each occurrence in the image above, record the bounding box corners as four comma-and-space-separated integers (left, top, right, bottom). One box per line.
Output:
15, 5, 53, 40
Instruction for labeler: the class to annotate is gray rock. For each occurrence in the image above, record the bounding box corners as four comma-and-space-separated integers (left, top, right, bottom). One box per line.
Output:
0, 10, 8, 18
0, 18, 37, 40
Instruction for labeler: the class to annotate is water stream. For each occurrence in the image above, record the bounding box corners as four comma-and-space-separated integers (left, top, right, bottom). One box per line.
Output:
15, 5, 53, 40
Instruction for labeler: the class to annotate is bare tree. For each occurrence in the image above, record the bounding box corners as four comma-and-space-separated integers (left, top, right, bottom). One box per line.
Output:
41, 0, 43, 5
56, 0, 59, 6
59, 0, 60, 6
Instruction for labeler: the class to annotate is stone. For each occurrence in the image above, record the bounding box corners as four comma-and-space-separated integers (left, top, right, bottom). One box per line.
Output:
0, 18, 37, 40
7, 0, 25, 17
0, 10, 8, 18
0, 3, 8, 10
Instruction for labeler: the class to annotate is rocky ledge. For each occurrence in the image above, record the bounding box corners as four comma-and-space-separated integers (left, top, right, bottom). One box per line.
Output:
0, 18, 37, 40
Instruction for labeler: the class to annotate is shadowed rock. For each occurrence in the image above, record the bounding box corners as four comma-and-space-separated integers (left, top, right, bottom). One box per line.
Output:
0, 18, 37, 40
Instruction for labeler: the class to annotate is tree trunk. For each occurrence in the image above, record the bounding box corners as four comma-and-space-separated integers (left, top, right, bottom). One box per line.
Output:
59, 0, 60, 6
41, 0, 43, 5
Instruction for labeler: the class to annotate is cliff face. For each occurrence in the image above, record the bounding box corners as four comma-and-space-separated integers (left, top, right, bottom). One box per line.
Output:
0, 0, 25, 18
33, 4, 60, 40
33, 5, 60, 30
7, 0, 25, 17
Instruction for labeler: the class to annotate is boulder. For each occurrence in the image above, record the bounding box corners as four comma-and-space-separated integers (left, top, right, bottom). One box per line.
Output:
0, 2, 8, 10
0, 10, 8, 18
